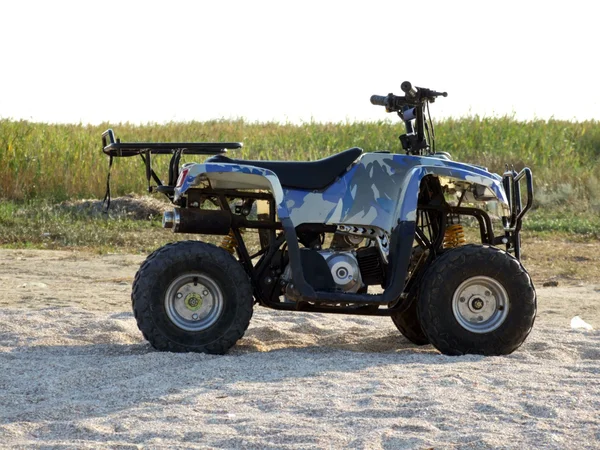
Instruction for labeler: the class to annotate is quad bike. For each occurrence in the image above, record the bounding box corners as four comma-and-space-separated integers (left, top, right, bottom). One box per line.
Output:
101, 81, 536, 356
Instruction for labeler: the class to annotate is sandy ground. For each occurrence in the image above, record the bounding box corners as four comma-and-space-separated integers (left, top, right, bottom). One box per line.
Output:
1, 249, 599, 449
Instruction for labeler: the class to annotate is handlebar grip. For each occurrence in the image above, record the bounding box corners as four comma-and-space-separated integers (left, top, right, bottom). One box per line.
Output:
370, 95, 388, 106
401, 81, 418, 100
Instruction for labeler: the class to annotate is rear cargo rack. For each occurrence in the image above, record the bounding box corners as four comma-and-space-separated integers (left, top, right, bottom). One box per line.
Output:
102, 128, 242, 157
101, 129, 243, 206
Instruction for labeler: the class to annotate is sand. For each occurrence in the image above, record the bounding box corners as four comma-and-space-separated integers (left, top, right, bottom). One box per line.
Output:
0, 249, 599, 449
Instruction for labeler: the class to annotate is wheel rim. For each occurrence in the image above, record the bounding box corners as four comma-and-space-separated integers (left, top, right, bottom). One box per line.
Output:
164, 273, 224, 332
451, 276, 510, 334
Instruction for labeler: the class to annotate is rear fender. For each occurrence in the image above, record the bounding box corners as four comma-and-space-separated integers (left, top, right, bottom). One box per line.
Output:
174, 162, 290, 218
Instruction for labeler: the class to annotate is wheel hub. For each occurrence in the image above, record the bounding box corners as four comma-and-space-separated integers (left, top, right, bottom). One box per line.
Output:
184, 293, 203, 311
452, 276, 510, 333
164, 273, 224, 331
471, 298, 484, 310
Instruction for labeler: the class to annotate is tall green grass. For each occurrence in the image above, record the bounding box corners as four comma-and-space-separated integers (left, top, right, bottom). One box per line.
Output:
1, 118, 599, 210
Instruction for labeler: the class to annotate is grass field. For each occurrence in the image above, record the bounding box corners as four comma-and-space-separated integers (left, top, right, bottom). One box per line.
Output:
1, 118, 599, 206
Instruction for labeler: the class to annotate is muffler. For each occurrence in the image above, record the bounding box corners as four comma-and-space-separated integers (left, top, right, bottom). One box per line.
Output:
162, 208, 232, 235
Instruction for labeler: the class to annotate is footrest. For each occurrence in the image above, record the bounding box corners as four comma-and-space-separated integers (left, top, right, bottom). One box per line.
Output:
155, 185, 176, 195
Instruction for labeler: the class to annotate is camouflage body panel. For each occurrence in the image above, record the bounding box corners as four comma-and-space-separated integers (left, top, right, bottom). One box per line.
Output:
284, 153, 507, 232
177, 153, 508, 234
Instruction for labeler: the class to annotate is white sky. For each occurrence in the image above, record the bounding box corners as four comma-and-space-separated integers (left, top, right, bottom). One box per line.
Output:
1, 0, 598, 124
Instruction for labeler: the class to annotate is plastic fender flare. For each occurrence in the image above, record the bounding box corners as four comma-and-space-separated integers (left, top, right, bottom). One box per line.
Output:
396, 165, 509, 222
174, 162, 290, 218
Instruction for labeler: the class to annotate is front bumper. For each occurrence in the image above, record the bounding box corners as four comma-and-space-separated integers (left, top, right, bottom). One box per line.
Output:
501, 167, 534, 260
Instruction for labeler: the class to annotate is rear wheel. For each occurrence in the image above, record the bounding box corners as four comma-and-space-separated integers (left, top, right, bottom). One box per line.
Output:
417, 244, 536, 356
132, 241, 253, 354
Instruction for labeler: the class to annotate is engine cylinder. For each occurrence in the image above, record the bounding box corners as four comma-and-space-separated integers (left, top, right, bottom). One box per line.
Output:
356, 246, 386, 287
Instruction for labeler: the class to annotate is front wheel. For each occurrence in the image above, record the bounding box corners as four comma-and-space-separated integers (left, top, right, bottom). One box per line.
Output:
417, 244, 536, 356
132, 241, 254, 354
390, 292, 429, 346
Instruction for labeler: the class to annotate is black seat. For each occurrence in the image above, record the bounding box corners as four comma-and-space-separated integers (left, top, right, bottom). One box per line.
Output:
205, 147, 363, 190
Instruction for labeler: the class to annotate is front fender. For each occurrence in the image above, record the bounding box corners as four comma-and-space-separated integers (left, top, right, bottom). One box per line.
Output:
396, 164, 509, 222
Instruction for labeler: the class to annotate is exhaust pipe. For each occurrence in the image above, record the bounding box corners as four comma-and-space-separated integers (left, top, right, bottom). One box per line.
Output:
162, 208, 232, 235
162, 210, 177, 229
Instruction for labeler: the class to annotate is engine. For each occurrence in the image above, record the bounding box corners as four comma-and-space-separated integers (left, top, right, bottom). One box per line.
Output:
317, 250, 363, 293
281, 244, 385, 302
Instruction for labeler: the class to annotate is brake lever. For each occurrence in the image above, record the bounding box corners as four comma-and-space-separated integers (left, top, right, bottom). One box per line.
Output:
418, 87, 448, 99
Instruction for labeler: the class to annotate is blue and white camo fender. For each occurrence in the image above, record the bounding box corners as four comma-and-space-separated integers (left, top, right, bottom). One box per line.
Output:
396, 163, 508, 222
174, 162, 291, 219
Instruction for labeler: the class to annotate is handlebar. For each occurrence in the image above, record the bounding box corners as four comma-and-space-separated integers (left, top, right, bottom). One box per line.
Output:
370, 81, 447, 156
370, 81, 447, 112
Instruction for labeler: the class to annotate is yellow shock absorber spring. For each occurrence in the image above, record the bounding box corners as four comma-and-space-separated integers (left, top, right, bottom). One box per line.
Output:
443, 224, 466, 249
220, 229, 244, 254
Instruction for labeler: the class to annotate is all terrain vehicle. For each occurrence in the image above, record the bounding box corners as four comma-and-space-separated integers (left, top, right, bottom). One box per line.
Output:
102, 81, 536, 356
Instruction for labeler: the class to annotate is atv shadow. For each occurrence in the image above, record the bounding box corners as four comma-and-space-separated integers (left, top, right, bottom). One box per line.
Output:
234, 328, 437, 355
233, 309, 442, 355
